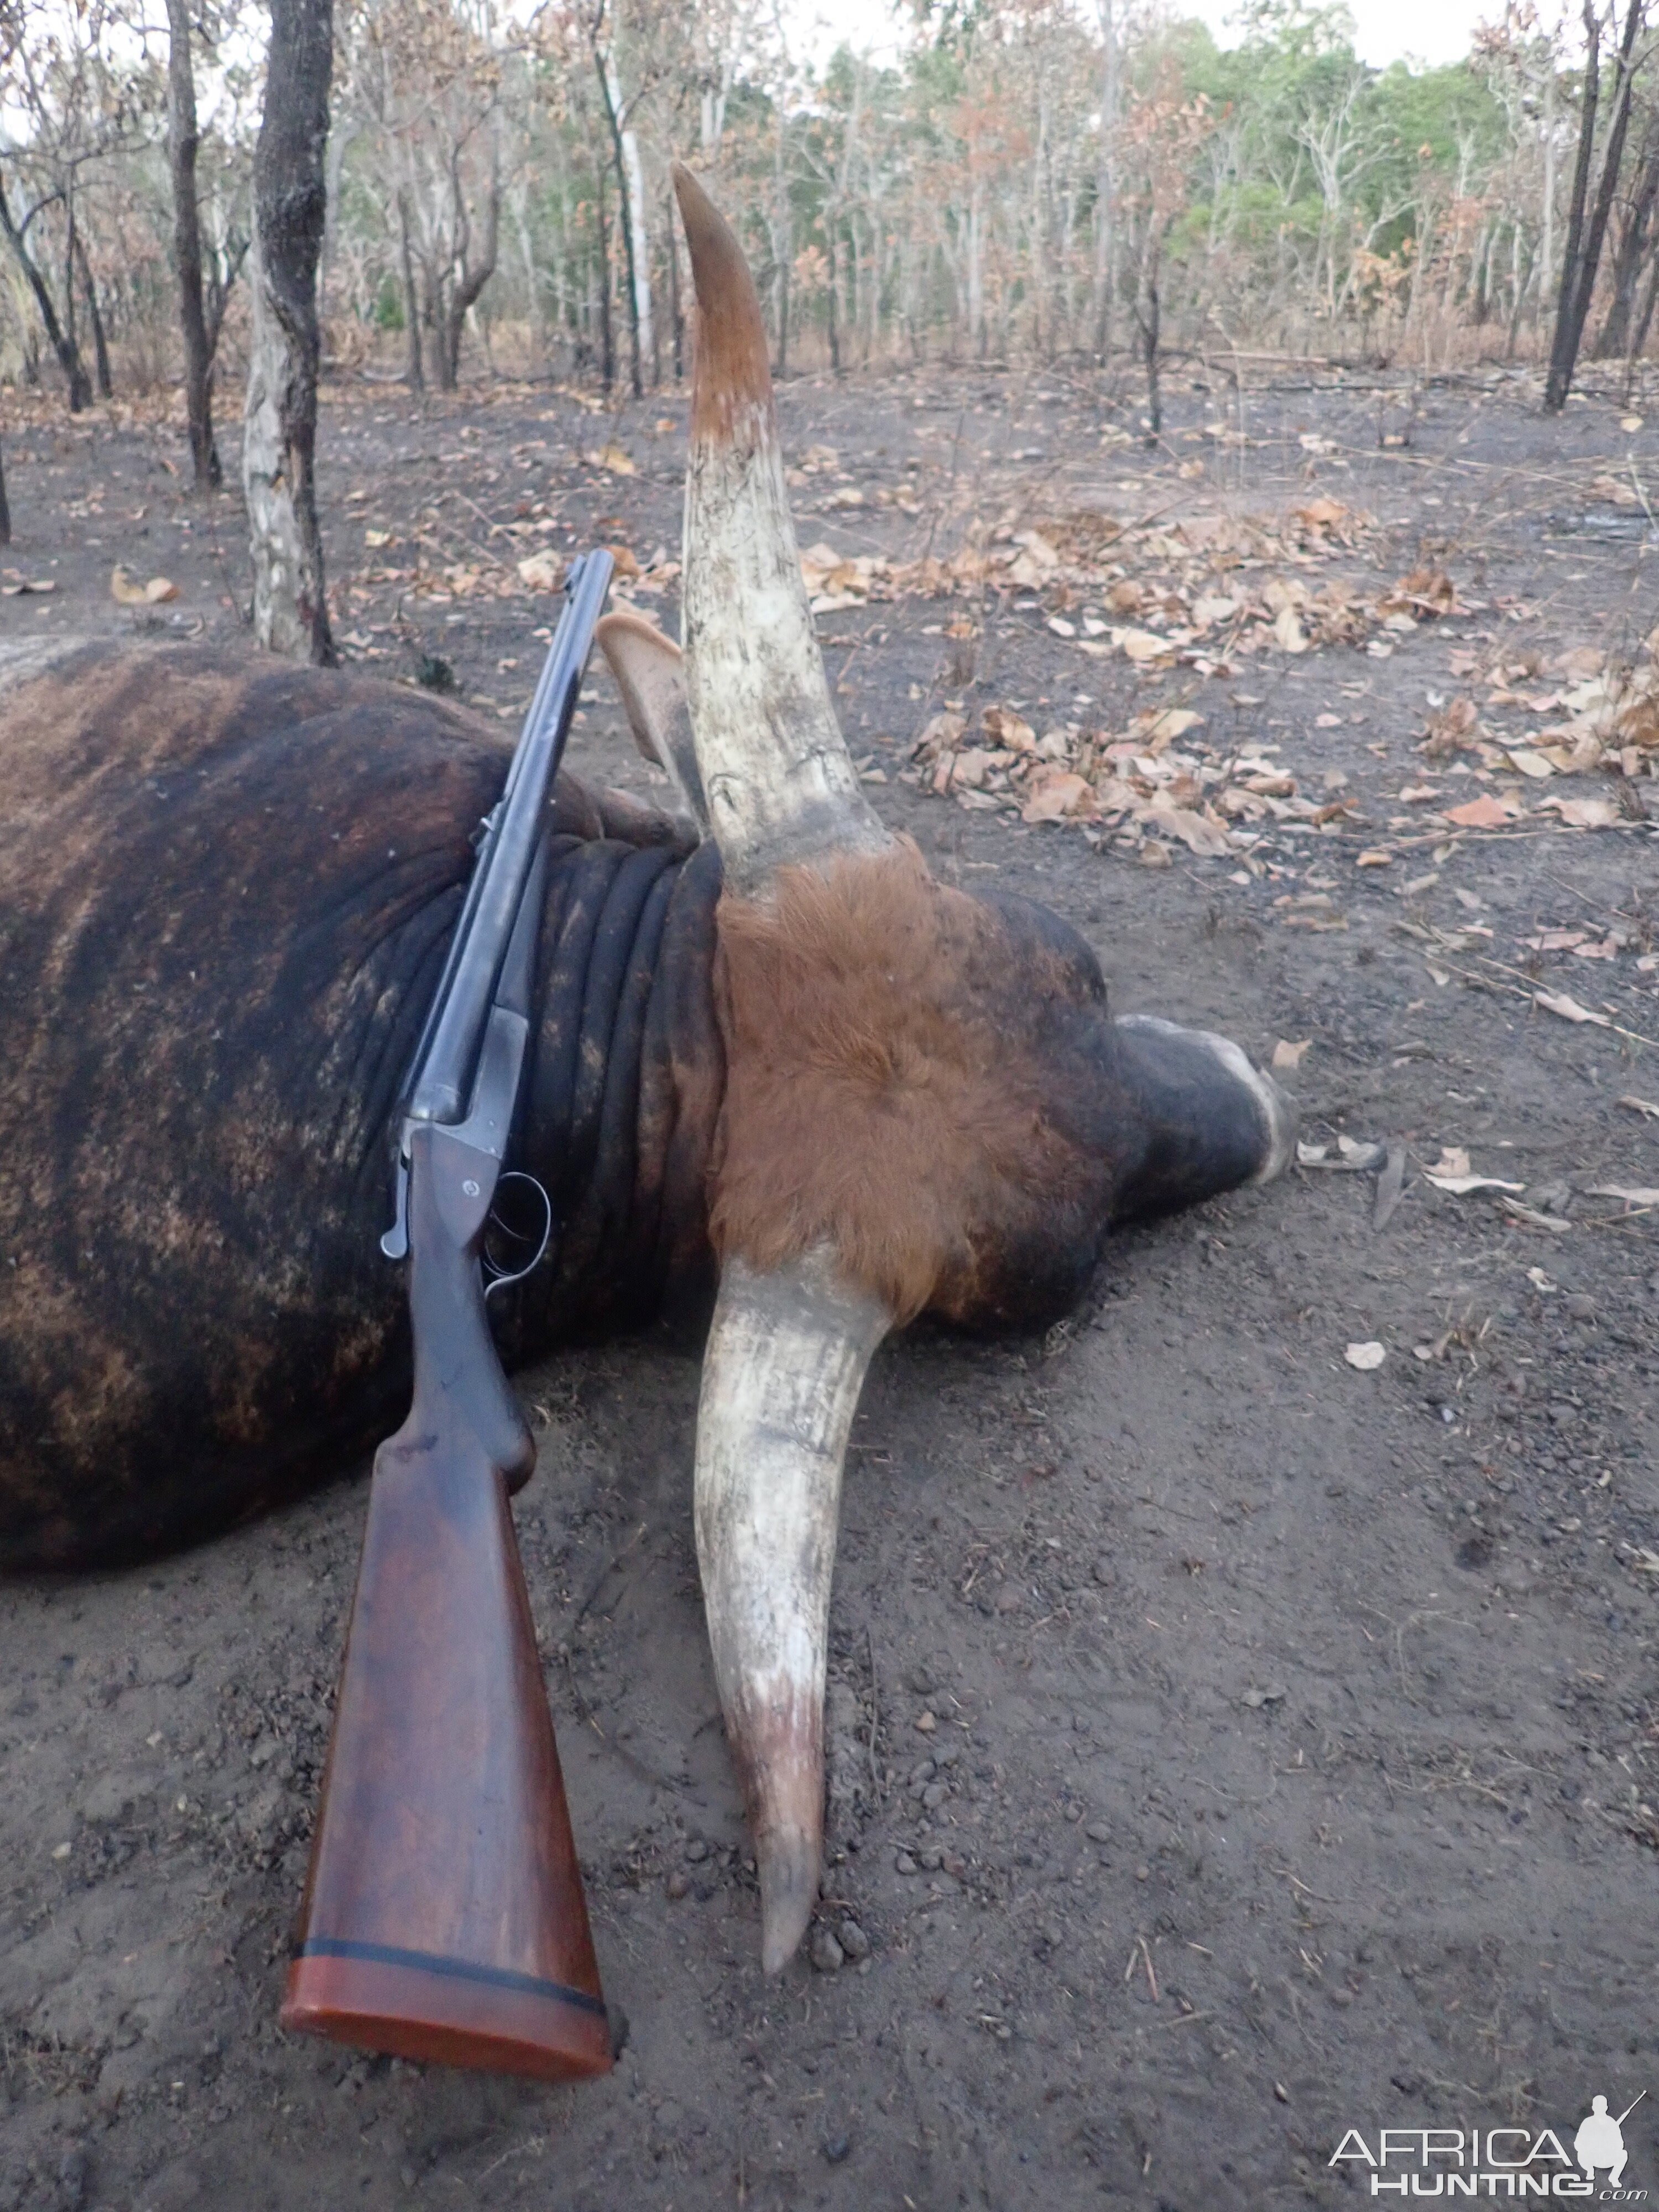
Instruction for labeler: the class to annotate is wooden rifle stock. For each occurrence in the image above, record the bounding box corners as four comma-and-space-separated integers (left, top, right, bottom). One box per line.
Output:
281, 1124, 612, 2082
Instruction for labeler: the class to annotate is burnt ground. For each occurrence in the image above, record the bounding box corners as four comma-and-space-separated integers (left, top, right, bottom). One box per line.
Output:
2, 350, 1658, 2210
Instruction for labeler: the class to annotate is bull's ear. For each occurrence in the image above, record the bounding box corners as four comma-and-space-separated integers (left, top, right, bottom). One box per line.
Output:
596, 611, 709, 836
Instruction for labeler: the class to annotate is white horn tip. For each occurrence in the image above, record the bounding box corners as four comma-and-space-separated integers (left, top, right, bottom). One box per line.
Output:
758, 1829, 821, 1974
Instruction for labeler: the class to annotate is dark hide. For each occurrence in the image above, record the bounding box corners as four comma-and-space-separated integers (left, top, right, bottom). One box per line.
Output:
0, 644, 718, 1570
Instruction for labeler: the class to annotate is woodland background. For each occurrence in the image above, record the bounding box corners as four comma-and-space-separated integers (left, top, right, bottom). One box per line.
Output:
6, 0, 1659, 434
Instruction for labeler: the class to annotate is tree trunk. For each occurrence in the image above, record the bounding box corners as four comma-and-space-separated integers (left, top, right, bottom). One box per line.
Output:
596, 162, 615, 393
595, 48, 646, 398
1546, 0, 1641, 411
0, 177, 92, 410
1632, 238, 1659, 359
168, 0, 220, 486
75, 237, 113, 399
827, 224, 841, 374
244, 0, 335, 664
0, 439, 9, 546
771, 105, 790, 376
1092, 0, 1119, 358
398, 187, 424, 391
1595, 111, 1659, 357
442, 141, 500, 389
1136, 235, 1161, 437
666, 179, 683, 380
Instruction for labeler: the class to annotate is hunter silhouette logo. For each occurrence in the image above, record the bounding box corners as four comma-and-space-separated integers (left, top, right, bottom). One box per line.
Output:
1576, 2095, 1643, 2190
1331, 2091, 1648, 2197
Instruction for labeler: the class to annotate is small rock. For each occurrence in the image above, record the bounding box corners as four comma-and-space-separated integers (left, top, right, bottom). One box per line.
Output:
921, 1781, 950, 1811
607, 2001, 631, 2059
1564, 1292, 1597, 1322
838, 1918, 871, 1961
1547, 1402, 1579, 1426
914, 1710, 937, 1734
1084, 1819, 1111, 1843
993, 1584, 1022, 1613
1091, 1558, 1114, 1585
1241, 1684, 1287, 1709
919, 1845, 945, 1871
1135, 1864, 1150, 1881
823, 2133, 852, 2164
665, 1869, 691, 1901
907, 1756, 936, 1786
810, 1927, 846, 1974
895, 1850, 917, 1875
684, 1837, 709, 1862
907, 1666, 935, 1695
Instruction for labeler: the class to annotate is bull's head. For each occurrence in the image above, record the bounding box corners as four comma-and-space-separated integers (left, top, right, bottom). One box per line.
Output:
598, 168, 1291, 1973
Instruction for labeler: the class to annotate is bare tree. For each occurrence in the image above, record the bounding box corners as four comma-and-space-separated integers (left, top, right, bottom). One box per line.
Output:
244, 0, 335, 661
1595, 96, 1659, 352
1546, 0, 1647, 411
591, 0, 650, 397
167, 0, 223, 486
0, 167, 92, 408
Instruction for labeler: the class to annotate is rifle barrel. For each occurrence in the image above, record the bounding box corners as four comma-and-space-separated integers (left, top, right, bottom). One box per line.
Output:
404, 550, 614, 1129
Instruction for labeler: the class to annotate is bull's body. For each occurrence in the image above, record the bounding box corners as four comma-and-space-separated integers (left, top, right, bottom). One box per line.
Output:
2, 639, 1280, 1572
0, 642, 719, 1566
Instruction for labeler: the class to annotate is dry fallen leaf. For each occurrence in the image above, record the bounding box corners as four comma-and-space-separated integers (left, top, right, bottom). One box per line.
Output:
1535, 989, 1612, 1027
1272, 605, 1308, 654
1618, 1094, 1659, 1119
111, 566, 177, 606
1344, 1341, 1386, 1371
1539, 795, 1621, 830
1425, 1159, 1525, 1196
1022, 773, 1094, 824
1504, 747, 1555, 779
1585, 1184, 1659, 1207
1421, 696, 1479, 757
1337, 1135, 1387, 1168
1272, 1038, 1311, 1071
516, 550, 564, 592
364, 528, 392, 548
1141, 800, 1232, 857
1444, 793, 1524, 829
1502, 1196, 1572, 1233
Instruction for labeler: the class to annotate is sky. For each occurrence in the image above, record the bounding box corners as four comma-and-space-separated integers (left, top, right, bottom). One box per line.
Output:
789, 0, 1516, 74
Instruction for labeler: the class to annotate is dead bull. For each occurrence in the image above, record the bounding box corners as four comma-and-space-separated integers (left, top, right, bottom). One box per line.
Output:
0, 168, 1294, 1976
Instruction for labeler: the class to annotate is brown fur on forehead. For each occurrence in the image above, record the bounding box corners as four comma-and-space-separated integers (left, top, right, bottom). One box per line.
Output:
708, 842, 1110, 1326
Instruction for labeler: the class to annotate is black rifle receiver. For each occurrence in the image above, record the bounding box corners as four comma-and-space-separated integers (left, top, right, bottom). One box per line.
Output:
381, 547, 614, 1262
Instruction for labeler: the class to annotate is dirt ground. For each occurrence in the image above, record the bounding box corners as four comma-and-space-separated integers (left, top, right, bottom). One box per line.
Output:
3, 347, 1658, 2211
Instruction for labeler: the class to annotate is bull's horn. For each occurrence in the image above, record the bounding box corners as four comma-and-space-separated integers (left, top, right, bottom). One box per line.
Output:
694, 1245, 890, 1973
671, 161, 889, 894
